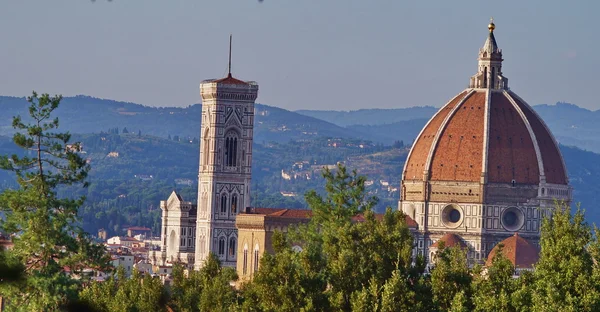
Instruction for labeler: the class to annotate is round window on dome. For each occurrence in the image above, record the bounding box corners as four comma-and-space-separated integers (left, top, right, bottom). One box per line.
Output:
501, 207, 525, 231
441, 204, 463, 228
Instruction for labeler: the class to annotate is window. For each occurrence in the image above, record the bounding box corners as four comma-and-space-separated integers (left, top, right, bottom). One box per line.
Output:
221, 194, 227, 214
229, 237, 236, 257
224, 131, 238, 167
188, 238, 192, 247
218, 237, 225, 256
243, 248, 248, 275
231, 194, 238, 214
254, 246, 259, 271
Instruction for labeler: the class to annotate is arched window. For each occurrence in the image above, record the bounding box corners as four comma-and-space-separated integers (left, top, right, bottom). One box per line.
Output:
218, 237, 225, 256
254, 244, 260, 271
221, 194, 227, 214
243, 244, 248, 275
231, 194, 238, 214
224, 131, 238, 167
229, 237, 236, 257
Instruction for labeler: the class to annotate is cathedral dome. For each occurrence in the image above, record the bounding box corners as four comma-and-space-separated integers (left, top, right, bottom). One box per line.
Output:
486, 233, 539, 269
402, 23, 568, 188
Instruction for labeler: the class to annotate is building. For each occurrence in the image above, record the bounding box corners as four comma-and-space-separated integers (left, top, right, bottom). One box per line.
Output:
194, 67, 258, 269
235, 208, 418, 282
235, 208, 312, 281
150, 191, 197, 268
126, 226, 152, 238
399, 21, 571, 266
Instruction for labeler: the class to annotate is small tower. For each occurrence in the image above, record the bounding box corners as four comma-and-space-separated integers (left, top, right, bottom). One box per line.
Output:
195, 37, 258, 269
469, 19, 509, 90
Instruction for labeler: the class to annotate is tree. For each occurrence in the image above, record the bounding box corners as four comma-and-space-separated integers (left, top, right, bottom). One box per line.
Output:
430, 244, 473, 311
246, 164, 424, 311
531, 202, 600, 311
472, 244, 517, 312
79, 267, 167, 312
0, 92, 109, 311
242, 231, 329, 311
122, 127, 129, 134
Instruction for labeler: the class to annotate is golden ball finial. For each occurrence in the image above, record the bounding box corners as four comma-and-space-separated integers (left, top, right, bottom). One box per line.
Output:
488, 17, 495, 32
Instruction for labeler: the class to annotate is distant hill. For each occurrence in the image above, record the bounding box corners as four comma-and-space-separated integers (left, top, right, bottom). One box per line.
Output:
295, 107, 438, 127
0, 95, 362, 144
297, 102, 600, 153
348, 119, 428, 146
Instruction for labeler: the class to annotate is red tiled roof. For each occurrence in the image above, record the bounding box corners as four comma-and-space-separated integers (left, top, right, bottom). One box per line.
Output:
213, 73, 249, 85
404, 91, 468, 180
246, 208, 415, 227
487, 92, 539, 184
127, 226, 151, 231
486, 233, 539, 269
430, 233, 467, 249
429, 91, 486, 182
510, 92, 567, 184
403, 89, 568, 186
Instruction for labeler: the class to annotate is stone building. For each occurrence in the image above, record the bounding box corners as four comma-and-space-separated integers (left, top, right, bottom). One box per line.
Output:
194, 71, 258, 269
399, 21, 572, 266
150, 191, 197, 268
235, 208, 312, 282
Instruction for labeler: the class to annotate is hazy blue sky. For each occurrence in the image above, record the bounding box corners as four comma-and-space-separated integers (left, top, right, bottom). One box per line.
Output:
0, 1, 597, 110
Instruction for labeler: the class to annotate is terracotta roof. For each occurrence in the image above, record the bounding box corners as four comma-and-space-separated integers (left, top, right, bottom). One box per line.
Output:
487, 92, 539, 184
404, 91, 468, 180
213, 73, 249, 85
486, 233, 539, 269
403, 90, 568, 186
430, 91, 486, 182
127, 226, 151, 231
244, 208, 415, 227
430, 233, 467, 249
510, 93, 567, 184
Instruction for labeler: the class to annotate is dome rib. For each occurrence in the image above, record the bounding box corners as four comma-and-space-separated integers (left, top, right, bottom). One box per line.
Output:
429, 91, 486, 182
403, 90, 470, 181
486, 91, 541, 184
508, 91, 568, 184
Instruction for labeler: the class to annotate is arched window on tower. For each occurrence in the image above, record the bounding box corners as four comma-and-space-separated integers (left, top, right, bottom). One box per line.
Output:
243, 245, 248, 274
229, 237, 236, 258
231, 194, 238, 214
218, 237, 225, 256
254, 244, 260, 271
221, 194, 227, 214
224, 131, 239, 167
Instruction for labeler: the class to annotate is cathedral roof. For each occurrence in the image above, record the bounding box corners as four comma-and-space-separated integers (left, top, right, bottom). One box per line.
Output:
402, 22, 568, 186
486, 233, 539, 269
430, 233, 467, 249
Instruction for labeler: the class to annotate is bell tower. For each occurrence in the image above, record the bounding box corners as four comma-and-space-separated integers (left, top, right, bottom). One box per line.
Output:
195, 37, 258, 269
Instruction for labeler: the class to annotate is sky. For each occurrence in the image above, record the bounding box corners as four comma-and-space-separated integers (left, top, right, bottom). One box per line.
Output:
0, 0, 597, 111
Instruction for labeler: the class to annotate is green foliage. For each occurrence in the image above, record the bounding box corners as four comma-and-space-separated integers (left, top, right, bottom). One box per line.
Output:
430, 245, 472, 311
79, 267, 167, 312
531, 202, 600, 311
168, 253, 238, 312
472, 244, 519, 312
0, 92, 109, 311
245, 164, 423, 312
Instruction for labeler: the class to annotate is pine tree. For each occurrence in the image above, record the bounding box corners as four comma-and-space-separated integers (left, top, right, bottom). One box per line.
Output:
0, 92, 110, 311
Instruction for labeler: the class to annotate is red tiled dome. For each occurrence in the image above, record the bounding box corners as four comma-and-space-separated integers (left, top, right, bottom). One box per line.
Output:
486, 233, 539, 269
402, 89, 567, 185
430, 233, 467, 249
